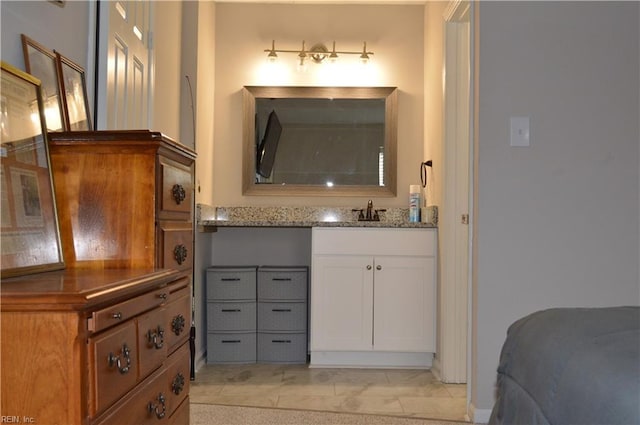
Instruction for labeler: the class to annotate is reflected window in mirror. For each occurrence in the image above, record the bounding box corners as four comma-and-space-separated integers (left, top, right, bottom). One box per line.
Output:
243, 86, 397, 197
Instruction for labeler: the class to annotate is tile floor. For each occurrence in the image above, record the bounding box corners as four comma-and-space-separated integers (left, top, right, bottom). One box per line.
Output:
191, 363, 468, 422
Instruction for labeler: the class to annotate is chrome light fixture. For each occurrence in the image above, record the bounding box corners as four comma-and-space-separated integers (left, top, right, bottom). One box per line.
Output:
264, 40, 374, 66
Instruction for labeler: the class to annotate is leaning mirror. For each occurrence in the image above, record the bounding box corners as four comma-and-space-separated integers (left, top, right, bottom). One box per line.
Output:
243, 86, 397, 196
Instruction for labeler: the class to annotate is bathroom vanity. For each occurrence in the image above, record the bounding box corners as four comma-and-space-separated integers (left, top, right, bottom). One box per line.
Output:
200, 205, 437, 368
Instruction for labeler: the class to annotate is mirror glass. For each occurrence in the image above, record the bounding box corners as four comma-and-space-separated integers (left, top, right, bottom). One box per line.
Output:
243, 86, 397, 196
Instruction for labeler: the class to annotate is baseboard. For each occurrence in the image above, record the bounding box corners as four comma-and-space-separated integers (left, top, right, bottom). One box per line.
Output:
310, 351, 433, 368
468, 402, 492, 424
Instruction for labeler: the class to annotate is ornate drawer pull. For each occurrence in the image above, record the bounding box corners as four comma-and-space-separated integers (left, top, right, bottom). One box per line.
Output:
172, 373, 186, 395
172, 184, 186, 205
174, 244, 188, 265
172, 314, 186, 335
157, 293, 168, 300
147, 326, 165, 349
148, 392, 166, 419
107, 344, 131, 374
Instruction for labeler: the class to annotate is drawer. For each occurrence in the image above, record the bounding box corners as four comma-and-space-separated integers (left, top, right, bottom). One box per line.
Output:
207, 302, 256, 331
257, 267, 307, 301
93, 366, 168, 425
207, 332, 256, 364
137, 307, 168, 379
207, 267, 256, 300
89, 321, 138, 416
165, 285, 191, 353
158, 155, 193, 220
158, 222, 193, 271
257, 332, 307, 364
168, 396, 190, 425
90, 287, 167, 333
312, 227, 436, 257
164, 343, 190, 418
258, 302, 307, 332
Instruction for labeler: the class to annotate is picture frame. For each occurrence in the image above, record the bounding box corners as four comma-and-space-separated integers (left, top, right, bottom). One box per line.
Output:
20, 34, 65, 132
1, 61, 64, 278
55, 51, 92, 131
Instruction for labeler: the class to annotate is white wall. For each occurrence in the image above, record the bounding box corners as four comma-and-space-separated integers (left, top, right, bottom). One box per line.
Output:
471, 0, 640, 415
211, 3, 425, 208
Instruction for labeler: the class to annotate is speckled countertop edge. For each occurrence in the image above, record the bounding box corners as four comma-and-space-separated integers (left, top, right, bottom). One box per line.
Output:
197, 204, 438, 229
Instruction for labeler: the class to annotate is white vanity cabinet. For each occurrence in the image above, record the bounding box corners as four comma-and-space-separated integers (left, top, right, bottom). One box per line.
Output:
310, 227, 437, 368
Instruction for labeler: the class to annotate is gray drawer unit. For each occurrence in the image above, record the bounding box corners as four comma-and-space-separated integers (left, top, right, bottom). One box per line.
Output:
257, 266, 308, 301
258, 302, 307, 332
257, 332, 307, 364
207, 332, 257, 364
207, 266, 257, 301
207, 302, 256, 331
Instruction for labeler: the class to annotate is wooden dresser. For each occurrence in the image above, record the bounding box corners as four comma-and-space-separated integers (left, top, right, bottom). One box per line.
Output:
1, 131, 196, 424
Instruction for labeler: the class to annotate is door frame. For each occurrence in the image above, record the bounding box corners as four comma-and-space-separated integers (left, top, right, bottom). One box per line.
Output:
438, 0, 473, 388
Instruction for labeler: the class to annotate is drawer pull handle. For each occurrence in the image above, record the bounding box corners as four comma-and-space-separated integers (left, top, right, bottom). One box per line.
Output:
172, 373, 186, 395
221, 340, 241, 343
157, 293, 168, 300
221, 309, 241, 312
172, 314, 186, 335
272, 339, 292, 344
272, 308, 292, 312
221, 278, 240, 282
272, 278, 292, 281
148, 392, 166, 419
112, 312, 123, 320
172, 184, 186, 205
174, 244, 188, 265
147, 326, 165, 349
107, 344, 131, 374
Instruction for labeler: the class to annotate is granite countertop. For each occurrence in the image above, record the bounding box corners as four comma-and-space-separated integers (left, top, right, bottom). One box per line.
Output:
197, 205, 437, 229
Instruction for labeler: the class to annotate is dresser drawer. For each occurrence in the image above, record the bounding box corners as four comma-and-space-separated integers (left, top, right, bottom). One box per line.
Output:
206, 267, 256, 301
93, 366, 168, 425
158, 155, 193, 219
257, 267, 307, 301
258, 302, 307, 332
90, 287, 167, 333
158, 222, 193, 271
137, 307, 168, 379
168, 396, 190, 425
165, 343, 190, 418
89, 321, 138, 416
207, 332, 256, 364
166, 285, 191, 353
257, 332, 307, 364
207, 302, 256, 331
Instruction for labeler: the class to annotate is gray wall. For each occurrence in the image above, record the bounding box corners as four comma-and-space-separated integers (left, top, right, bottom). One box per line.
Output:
472, 0, 640, 412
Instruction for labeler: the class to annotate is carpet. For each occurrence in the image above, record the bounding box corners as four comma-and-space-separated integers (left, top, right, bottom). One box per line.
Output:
190, 403, 470, 425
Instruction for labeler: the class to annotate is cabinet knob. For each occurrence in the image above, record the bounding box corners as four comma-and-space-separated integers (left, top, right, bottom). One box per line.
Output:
172, 314, 186, 335
366, 265, 372, 270
376, 265, 382, 271
172, 373, 186, 395
174, 244, 188, 265
148, 392, 166, 419
172, 184, 186, 205
107, 343, 131, 374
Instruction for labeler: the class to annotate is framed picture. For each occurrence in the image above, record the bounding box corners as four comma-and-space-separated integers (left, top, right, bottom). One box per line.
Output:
0, 61, 64, 278
21, 34, 65, 131
55, 51, 92, 131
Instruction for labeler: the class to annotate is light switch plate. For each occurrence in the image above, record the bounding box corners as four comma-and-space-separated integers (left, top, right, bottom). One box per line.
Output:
510, 116, 530, 147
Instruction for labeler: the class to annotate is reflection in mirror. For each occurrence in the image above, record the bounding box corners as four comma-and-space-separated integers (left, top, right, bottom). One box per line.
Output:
243, 86, 397, 197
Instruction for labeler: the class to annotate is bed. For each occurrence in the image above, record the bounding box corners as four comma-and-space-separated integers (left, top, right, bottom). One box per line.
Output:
489, 306, 640, 425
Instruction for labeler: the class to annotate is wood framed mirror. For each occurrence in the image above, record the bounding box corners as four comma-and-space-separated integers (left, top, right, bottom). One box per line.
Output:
243, 86, 397, 197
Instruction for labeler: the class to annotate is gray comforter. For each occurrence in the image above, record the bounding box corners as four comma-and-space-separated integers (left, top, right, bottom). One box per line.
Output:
489, 307, 640, 425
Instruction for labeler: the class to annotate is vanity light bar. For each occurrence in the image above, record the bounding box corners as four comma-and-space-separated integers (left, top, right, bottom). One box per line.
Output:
264, 40, 373, 65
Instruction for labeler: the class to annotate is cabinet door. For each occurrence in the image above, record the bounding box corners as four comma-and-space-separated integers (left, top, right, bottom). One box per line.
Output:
373, 256, 435, 352
311, 255, 373, 351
